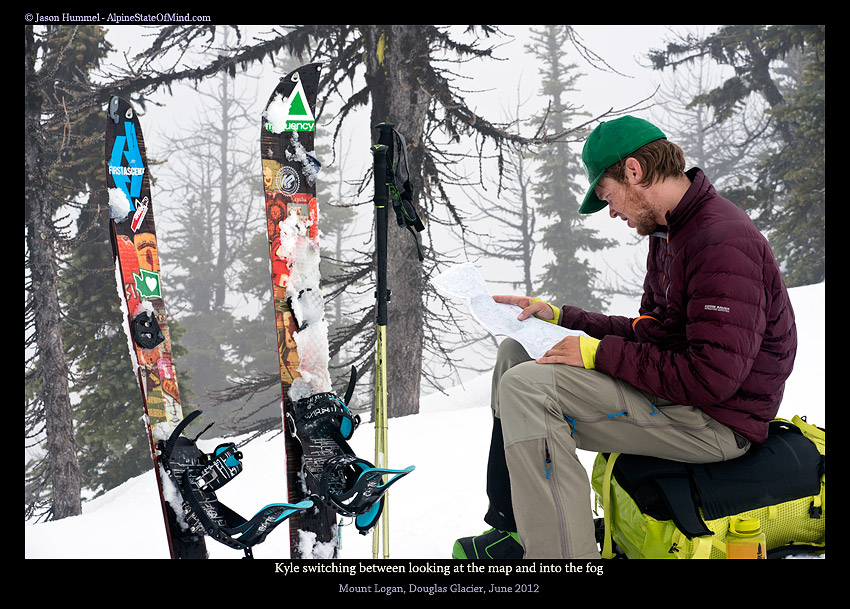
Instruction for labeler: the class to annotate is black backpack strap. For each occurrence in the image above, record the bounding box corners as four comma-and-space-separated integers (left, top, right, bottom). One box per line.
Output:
652, 477, 713, 538
612, 453, 712, 539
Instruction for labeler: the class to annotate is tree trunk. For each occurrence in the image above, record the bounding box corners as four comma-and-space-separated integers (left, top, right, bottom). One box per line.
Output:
215, 70, 230, 310
364, 25, 430, 418
25, 27, 82, 519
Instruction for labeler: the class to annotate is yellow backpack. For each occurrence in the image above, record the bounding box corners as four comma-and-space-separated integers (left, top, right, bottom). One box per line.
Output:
591, 415, 825, 559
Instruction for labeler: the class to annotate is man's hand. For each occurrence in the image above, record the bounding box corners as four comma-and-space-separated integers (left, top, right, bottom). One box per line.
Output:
493, 295, 555, 322
494, 295, 583, 367
537, 335, 584, 367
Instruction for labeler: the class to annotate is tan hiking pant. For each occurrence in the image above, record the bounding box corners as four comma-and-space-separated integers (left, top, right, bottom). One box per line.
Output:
492, 338, 749, 559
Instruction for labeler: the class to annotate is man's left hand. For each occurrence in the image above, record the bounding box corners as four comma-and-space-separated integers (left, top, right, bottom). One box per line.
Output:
537, 335, 584, 367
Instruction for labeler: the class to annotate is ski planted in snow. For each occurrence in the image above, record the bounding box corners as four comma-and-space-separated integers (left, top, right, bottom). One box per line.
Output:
105, 95, 208, 559
260, 64, 414, 558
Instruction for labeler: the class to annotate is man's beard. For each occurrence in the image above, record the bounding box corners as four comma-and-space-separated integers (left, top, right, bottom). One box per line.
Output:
625, 186, 659, 236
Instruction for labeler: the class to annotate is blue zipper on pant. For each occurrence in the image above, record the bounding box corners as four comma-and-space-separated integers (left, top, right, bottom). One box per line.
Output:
544, 443, 553, 479
563, 415, 577, 437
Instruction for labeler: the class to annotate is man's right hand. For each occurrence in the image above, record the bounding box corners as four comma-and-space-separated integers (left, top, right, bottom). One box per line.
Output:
493, 295, 557, 323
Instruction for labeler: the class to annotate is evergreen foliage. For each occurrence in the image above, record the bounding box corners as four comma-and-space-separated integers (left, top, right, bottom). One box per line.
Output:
529, 26, 615, 311
649, 25, 824, 286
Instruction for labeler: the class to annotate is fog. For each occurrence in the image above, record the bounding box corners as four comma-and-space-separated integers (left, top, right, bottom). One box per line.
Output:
101, 24, 721, 393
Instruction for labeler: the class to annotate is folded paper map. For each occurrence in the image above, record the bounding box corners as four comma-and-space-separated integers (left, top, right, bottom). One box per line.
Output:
431, 263, 582, 360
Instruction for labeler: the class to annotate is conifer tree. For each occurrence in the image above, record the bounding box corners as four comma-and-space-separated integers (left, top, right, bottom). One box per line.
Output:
26, 25, 110, 517
529, 26, 614, 311
648, 25, 825, 286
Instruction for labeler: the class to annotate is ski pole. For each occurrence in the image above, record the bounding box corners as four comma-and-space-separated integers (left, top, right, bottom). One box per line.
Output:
371, 138, 391, 558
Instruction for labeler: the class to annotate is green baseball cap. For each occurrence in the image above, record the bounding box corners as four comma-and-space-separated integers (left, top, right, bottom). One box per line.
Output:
579, 116, 667, 214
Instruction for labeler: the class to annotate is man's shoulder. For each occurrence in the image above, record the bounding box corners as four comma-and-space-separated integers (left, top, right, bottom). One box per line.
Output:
686, 195, 764, 246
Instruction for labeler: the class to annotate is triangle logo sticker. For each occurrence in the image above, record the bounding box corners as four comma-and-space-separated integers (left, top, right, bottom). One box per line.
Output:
287, 85, 309, 119
264, 77, 315, 133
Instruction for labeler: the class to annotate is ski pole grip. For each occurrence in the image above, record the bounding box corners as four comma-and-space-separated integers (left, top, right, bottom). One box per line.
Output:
373, 144, 389, 206
372, 143, 389, 325
376, 122, 395, 148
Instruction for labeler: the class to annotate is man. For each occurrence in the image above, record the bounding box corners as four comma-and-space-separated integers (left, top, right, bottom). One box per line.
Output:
453, 115, 797, 559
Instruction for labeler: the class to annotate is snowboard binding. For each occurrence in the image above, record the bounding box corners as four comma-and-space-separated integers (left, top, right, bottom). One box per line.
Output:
320, 453, 414, 532
158, 410, 313, 558
285, 368, 414, 533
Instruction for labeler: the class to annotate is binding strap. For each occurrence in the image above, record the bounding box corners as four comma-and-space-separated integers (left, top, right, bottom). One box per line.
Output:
161, 409, 203, 460
176, 468, 313, 555
342, 365, 357, 410
195, 443, 243, 491
159, 409, 312, 557
319, 453, 414, 532
287, 391, 361, 441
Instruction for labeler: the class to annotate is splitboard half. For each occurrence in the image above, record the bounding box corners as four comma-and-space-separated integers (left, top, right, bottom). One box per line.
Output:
260, 65, 415, 558
260, 63, 340, 558
105, 95, 207, 559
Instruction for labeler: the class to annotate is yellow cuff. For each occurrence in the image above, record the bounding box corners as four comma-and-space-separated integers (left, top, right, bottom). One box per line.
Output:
579, 336, 601, 370
529, 297, 560, 325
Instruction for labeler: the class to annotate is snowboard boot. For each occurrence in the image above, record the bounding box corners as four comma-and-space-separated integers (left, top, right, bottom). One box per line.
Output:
452, 528, 523, 559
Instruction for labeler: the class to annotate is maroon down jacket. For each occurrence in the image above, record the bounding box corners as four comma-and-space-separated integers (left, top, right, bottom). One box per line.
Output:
559, 168, 797, 444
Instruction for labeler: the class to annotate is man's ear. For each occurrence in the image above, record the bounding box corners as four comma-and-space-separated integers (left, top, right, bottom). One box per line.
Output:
623, 157, 643, 184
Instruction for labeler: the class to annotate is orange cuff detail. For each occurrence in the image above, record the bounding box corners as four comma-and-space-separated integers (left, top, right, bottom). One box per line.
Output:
632, 315, 657, 331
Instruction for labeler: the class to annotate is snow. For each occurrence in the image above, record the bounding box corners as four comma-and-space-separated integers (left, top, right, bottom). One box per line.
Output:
262, 94, 292, 135
107, 187, 132, 220
25, 282, 824, 561
279, 210, 333, 402
286, 131, 320, 188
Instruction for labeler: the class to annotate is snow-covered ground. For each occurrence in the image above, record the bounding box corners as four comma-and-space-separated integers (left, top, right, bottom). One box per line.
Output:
25, 282, 824, 561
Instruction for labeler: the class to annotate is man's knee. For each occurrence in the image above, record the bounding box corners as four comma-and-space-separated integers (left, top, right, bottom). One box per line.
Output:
498, 364, 550, 445
496, 338, 531, 366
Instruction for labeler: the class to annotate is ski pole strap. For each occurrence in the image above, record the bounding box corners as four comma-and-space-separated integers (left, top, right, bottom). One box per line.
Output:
376, 123, 415, 220
376, 122, 425, 261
